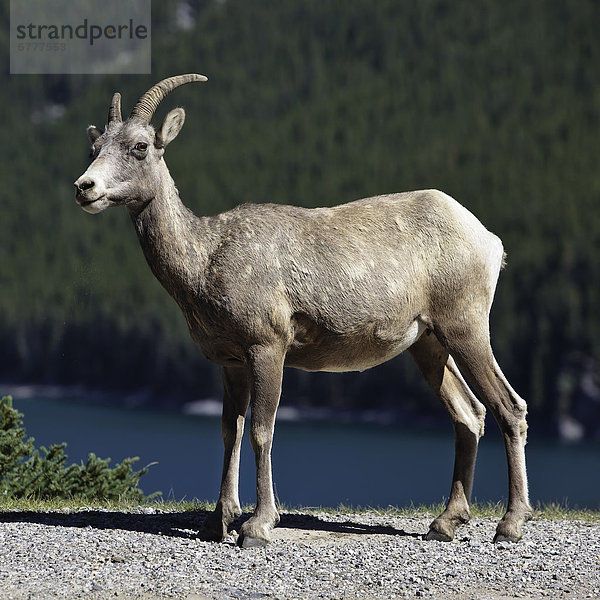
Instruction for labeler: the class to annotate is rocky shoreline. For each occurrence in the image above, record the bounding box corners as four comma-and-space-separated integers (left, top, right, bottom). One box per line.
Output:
0, 508, 598, 599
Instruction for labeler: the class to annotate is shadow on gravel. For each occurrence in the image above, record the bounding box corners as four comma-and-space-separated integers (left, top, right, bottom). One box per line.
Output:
278, 513, 422, 539
0, 510, 421, 541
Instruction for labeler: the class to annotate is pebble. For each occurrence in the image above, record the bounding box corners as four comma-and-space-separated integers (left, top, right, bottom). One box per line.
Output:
0, 509, 598, 599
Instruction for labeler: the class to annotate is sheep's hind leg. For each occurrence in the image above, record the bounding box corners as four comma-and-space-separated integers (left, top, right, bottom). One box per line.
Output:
489, 358, 533, 542
201, 366, 250, 542
445, 335, 532, 542
409, 332, 486, 542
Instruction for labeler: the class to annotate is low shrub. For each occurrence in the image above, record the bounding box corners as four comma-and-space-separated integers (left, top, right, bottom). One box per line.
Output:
0, 395, 155, 502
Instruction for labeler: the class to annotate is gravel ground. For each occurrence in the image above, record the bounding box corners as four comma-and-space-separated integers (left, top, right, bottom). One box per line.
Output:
0, 508, 598, 600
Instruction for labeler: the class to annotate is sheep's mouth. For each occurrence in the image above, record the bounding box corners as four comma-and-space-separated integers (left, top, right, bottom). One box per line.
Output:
76, 194, 110, 214
76, 194, 105, 207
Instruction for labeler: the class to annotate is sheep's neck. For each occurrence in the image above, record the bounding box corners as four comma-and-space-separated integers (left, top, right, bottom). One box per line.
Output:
130, 174, 212, 305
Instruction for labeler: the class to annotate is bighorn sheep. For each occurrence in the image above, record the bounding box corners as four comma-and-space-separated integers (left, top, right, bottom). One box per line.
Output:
74, 74, 532, 547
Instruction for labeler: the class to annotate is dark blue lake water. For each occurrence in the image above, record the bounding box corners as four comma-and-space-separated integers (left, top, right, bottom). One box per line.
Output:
9, 396, 600, 509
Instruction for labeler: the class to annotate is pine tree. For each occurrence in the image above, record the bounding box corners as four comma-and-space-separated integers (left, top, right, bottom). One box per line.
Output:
0, 396, 156, 501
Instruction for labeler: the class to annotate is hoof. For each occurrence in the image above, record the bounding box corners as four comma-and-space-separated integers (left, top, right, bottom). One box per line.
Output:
199, 501, 243, 542
238, 514, 277, 548
493, 532, 521, 543
493, 526, 522, 543
239, 535, 270, 548
425, 528, 453, 542
425, 516, 457, 542
494, 508, 531, 543
199, 521, 226, 542
237, 508, 279, 549
199, 513, 231, 542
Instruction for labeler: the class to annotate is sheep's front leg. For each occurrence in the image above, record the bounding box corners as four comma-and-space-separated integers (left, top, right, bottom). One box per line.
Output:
238, 344, 284, 548
201, 366, 250, 541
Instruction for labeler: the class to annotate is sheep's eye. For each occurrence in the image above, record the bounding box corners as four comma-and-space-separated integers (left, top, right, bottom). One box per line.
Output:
134, 142, 148, 152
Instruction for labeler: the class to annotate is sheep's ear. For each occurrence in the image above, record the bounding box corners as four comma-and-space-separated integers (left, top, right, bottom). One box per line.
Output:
87, 125, 102, 144
155, 108, 185, 148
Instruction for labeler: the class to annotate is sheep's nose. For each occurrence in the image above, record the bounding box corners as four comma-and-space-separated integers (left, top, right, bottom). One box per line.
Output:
75, 178, 95, 192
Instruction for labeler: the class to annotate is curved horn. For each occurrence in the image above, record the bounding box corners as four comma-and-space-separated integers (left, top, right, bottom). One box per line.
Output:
129, 74, 208, 124
107, 92, 122, 126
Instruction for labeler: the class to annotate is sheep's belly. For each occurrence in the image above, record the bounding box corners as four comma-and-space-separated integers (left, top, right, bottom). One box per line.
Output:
286, 318, 427, 373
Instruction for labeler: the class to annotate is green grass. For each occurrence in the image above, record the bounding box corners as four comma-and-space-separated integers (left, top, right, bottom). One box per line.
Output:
1, 497, 598, 522
277, 501, 600, 522
528, 501, 600, 522
0, 496, 215, 513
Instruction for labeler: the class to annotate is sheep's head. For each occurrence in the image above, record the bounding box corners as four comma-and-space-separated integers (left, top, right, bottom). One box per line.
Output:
74, 74, 207, 214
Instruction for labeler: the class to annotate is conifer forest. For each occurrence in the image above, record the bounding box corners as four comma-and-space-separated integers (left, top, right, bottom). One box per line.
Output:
1, 0, 600, 437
